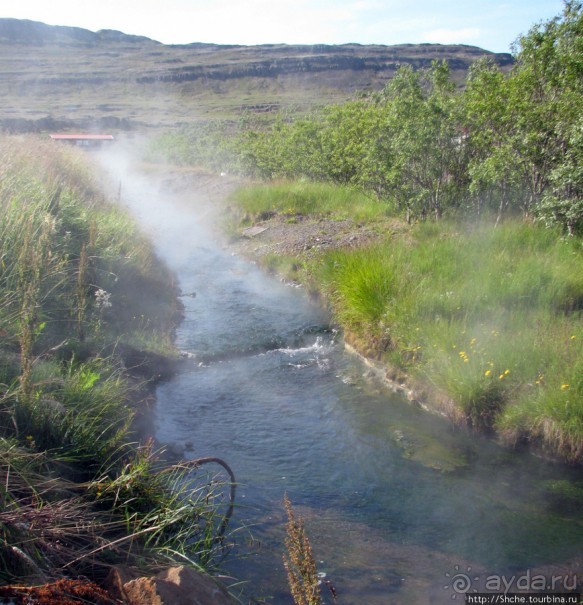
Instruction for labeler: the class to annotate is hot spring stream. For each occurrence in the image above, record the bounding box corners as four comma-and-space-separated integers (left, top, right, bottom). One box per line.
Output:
102, 153, 582, 604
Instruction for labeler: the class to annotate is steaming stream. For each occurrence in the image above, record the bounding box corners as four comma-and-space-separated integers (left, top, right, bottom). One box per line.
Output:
99, 151, 582, 604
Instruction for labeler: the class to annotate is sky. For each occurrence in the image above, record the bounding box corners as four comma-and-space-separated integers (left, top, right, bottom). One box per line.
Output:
0, 0, 566, 53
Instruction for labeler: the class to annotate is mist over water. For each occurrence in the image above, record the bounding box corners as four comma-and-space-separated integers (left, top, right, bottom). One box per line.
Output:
97, 148, 583, 605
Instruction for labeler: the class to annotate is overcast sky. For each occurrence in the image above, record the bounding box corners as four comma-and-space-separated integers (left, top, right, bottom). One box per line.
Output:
1, 0, 566, 53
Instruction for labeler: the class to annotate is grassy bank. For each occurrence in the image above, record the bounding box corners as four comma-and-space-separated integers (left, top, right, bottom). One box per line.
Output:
0, 136, 229, 585
228, 181, 583, 464
231, 180, 393, 224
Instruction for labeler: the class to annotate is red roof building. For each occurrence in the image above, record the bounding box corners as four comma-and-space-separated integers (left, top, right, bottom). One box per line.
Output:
49, 134, 115, 147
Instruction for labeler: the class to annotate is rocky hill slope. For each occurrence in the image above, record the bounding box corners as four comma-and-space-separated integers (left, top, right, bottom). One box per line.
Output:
0, 18, 513, 130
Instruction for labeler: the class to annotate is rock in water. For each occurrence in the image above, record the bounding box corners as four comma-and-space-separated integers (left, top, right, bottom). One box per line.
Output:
107, 565, 237, 605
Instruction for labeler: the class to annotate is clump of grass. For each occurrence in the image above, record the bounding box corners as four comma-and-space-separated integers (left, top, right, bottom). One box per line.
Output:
81, 443, 235, 574
229, 180, 390, 224
0, 438, 96, 583
496, 328, 583, 461
11, 357, 133, 471
0, 438, 233, 583
318, 245, 402, 354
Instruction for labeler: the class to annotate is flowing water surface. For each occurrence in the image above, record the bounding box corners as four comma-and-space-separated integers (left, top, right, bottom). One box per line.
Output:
102, 153, 583, 604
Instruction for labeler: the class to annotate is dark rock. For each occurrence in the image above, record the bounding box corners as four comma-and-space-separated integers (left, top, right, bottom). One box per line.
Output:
166, 442, 185, 458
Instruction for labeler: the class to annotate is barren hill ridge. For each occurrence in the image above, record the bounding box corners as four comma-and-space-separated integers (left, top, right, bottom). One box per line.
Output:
0, 18, 514, 130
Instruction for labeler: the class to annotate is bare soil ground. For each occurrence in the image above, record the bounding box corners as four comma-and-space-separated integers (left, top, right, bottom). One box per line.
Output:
229, 213, 389, 259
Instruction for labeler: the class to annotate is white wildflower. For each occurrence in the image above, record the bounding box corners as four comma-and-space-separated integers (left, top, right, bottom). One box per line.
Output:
95, 288, 112, 309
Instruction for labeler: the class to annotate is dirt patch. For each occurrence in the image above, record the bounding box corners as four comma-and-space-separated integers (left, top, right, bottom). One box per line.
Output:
230, 213, 404, 260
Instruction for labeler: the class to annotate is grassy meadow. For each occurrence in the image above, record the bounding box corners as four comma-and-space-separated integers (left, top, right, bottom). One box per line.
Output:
231, 180, 392, 223
0, 136, 230, 584
228, 181, 583, 463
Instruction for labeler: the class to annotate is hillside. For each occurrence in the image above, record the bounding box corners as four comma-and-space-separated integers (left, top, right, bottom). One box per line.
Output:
0, 18, 513, 130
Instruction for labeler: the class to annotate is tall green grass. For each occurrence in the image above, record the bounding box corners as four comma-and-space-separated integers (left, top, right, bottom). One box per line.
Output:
0, 136, 229, 584
229, 180, 392, 223
314, 221, 583, 461
0, 137, 179, 359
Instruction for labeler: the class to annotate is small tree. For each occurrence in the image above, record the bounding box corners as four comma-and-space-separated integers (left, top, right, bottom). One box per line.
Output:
379, 62, 466, 221
536, 117, 583, 235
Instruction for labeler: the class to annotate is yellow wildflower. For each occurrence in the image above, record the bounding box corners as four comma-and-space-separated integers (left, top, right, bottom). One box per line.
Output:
561, 384, 570, 391
485, 370, 492, 377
